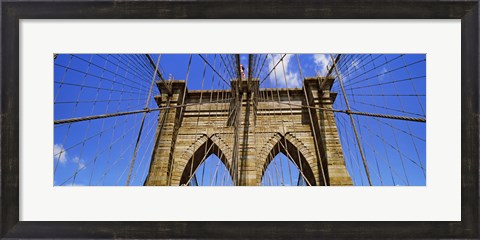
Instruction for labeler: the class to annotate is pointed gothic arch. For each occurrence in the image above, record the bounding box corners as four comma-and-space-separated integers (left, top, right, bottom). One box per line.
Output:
173, 134, 234, 186
258, 132, 319, 186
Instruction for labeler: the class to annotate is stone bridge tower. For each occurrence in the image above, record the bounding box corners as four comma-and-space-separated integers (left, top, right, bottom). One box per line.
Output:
144, 77, 352, 186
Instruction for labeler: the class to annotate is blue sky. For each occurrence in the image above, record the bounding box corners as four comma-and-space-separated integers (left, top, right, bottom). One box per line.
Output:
54, 54, 425, 186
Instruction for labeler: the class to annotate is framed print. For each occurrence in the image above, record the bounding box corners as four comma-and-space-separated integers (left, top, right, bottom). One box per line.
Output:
1, 0, 479, 238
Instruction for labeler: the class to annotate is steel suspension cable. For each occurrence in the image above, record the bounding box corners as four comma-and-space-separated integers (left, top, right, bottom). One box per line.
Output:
330, 54, 372, 186
125, 54, 161, 186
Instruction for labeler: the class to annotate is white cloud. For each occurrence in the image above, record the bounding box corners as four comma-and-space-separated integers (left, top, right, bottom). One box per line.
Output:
337, 58, 359, 83
72, 156, 86, 170
53, 143, 67, 164
378, 67, 388, 80
53, 143, 88, 171
312, 54, 357, 83
268, 54, 300, 88
313, 54, 331, 77
350, 59, 360, 70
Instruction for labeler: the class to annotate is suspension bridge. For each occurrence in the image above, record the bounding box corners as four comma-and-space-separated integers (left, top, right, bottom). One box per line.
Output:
53, 54, 426, 186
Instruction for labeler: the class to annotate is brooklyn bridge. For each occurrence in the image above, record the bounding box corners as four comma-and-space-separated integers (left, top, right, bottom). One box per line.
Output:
53, 54, 426, 186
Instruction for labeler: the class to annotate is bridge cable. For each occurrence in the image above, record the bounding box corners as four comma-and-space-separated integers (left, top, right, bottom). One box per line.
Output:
125, 54, 161, 186
330, 54, 373, 186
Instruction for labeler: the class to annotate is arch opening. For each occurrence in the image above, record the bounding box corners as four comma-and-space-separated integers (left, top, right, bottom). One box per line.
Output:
260, 135, 317, 186
179, 138, 234, 186
261, 152, 309, 186
187, 154, 234, 186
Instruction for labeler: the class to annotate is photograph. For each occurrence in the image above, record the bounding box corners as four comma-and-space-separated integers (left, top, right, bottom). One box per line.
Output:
2, 0, 477, 238
53, 54, 426, 186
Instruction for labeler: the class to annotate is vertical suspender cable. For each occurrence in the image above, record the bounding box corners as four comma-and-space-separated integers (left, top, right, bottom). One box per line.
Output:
126, 54, 161, 186
329, 54, 372, 186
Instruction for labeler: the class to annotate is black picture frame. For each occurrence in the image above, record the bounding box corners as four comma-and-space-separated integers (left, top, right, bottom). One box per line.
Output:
1, 0, 478, 238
